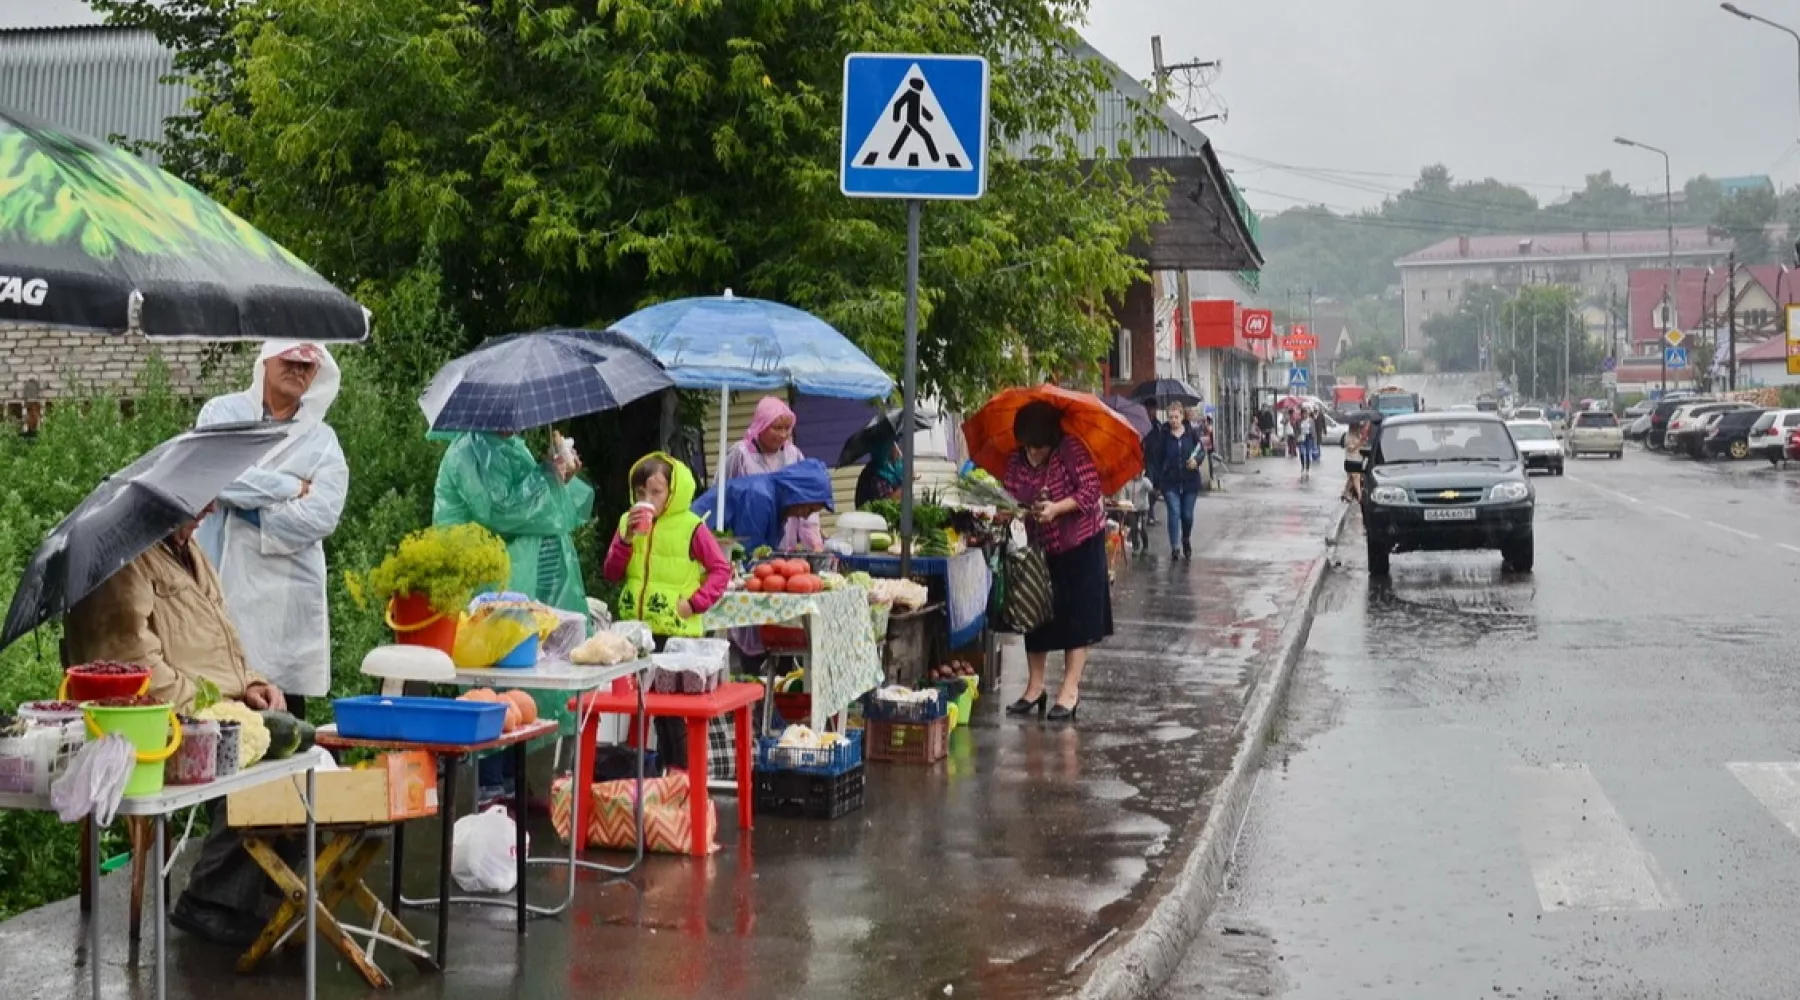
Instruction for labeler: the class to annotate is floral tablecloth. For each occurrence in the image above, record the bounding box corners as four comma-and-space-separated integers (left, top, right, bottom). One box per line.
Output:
704, 587, 884, 730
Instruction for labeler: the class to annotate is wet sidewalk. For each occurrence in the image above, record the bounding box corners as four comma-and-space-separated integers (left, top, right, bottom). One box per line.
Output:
0, 459, 1343, 1000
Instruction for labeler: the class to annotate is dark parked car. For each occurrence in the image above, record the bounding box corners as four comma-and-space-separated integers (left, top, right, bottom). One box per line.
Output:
1669, 402, 1757, 458
1361, 412, 1535, 576
1702, 408, 1770, 459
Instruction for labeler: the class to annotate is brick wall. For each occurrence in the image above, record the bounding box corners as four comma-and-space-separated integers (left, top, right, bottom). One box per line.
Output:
0, 322, 212, 402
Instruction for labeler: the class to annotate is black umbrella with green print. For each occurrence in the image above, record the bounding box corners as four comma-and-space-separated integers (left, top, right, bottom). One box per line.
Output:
0, 107, 368, 342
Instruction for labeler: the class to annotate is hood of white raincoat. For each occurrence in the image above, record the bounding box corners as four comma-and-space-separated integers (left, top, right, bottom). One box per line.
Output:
245, 340, 340, 463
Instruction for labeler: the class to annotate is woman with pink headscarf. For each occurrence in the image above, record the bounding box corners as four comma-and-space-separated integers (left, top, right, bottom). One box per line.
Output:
723, 396, 823, 550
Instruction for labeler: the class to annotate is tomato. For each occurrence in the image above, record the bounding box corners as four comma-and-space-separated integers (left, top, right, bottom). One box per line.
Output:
762, 575, 788, 593
753, 563, 777, 579
784, 558, 812, 578
787, 574, 819, 594
745, 577, 764, 592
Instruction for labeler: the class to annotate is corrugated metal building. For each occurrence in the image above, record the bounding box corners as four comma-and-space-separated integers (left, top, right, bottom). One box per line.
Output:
0, 24, 191, 158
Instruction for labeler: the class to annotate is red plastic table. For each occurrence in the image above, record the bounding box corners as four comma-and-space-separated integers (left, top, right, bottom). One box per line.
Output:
568, 681, 763, 857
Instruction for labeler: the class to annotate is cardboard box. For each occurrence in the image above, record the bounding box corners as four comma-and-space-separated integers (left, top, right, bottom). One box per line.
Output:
227, 752, 438, 828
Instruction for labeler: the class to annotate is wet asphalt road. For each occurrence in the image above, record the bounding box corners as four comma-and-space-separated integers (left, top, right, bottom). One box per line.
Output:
1164, 447, 1800, 1000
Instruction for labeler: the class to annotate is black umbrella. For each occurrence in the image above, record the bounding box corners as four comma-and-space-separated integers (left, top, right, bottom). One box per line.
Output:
0, 107, 367, 342
418, 328, 674, 433
1100, 394, 1153, 436
1129, 378, 1203, 406
1, 422, 288, 650
836, 407, 937, 467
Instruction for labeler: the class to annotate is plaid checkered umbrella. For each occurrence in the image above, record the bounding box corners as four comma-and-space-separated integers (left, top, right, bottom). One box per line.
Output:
419, 328, 674, 433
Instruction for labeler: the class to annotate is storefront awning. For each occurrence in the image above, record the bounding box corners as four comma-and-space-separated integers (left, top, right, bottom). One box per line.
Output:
1126, 153, 1263, 274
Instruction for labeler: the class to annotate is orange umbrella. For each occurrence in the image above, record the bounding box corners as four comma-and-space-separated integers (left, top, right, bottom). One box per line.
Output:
962, 384, 1145, 496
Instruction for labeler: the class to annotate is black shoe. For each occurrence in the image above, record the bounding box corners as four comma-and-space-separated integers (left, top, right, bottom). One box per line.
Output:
1182, 542, 1193, 560
1005, 692, 1048, 718
171, 896, 261, 949
1047, 700, 1080, 722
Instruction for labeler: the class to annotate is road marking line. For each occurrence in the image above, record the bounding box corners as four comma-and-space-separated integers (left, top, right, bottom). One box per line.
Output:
1564, 475, 1641, 504
1705, 521, 1759, 540
1658, 506, 1692, 520
1729, 763, 1800, 840
1781, 544, 1800, 556
1511, 763, 1675, 912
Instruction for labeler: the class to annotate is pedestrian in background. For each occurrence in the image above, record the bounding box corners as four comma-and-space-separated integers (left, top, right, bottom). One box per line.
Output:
1150, 402, 1205, 560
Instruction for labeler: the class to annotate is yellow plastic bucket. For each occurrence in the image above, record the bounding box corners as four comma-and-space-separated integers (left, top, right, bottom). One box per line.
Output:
84, 704, 182, 797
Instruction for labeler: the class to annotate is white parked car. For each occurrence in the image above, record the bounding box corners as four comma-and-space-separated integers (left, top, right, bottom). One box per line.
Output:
1566, 410, 1624, 459
1512, 405, 1546, 423
1748, 409, 1800, 464
1506, 420, 1565, 475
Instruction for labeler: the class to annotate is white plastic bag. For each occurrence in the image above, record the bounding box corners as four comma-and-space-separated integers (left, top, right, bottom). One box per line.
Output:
450, 805, 526, 893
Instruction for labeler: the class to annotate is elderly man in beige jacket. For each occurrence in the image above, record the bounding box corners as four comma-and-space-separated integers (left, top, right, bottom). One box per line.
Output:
66, 513, 285, 715
65, 513, 287, 947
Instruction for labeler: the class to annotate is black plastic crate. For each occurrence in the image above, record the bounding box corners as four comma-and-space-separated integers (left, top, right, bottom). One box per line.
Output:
752, 765, 865, 819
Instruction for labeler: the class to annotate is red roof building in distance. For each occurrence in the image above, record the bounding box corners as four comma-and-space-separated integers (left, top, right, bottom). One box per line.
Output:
1394, 227, 1731, 353
1627, 265, 1800, 352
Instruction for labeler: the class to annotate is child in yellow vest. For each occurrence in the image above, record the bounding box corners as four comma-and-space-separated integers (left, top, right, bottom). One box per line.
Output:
602, 453, 734, 777
603, 453, 732, 634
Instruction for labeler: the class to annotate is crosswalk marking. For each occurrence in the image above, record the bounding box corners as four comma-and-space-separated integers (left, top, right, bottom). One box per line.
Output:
1727, 763, 1800, 839
1511, 763, 1675, 912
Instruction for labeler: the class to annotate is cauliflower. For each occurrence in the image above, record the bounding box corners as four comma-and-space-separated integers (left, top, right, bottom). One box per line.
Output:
196, 701, 271, 766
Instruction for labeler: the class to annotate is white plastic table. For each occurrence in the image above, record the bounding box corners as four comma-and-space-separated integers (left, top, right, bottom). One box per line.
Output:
0, 748, 325, 1000
438, 658, 650, 911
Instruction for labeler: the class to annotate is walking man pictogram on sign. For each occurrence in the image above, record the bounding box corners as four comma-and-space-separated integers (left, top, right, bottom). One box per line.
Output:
872, 77, 961, 168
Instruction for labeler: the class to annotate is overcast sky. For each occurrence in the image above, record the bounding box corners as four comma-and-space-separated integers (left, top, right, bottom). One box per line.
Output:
1083, 0, 1800, 217
13, 0, 1800, 219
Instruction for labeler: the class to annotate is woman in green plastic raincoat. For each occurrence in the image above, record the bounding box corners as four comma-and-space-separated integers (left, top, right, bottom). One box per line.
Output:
433, 431, 591, 801
432, 432, 593, 613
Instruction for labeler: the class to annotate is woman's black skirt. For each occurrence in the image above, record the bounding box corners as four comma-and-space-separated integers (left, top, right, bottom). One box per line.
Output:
1025, 530, 1114, 654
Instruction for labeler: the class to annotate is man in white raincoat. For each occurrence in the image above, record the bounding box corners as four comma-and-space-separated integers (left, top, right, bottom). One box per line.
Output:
197, 341, 348, 717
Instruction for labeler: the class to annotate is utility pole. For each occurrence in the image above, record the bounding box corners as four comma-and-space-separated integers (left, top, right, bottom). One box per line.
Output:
1531, 302, 1539, 400
1562, 288, 1571, 407
1727, 251, 1739, 390
1152, 38, 1197, 392
1510, 292, 1519, 390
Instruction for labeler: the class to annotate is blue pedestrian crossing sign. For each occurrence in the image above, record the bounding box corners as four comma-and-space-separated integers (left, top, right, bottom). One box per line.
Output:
1289, 367, 1310, 388
1665, 346, 1688, 369
841, 53, 989, 200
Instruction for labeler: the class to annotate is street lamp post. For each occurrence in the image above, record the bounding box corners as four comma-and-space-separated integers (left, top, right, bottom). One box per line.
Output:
1722, 4, 1800, 141
1614, 137, 1674, 393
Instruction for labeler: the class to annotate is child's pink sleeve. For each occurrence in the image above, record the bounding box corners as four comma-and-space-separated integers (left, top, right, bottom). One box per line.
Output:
686, 528, 733, 613
601, 530, 633, 583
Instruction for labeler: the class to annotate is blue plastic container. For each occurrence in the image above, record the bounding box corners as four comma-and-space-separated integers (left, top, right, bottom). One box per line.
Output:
494, 634, 540, 669
332, 696, 506, 745
754, 730, 864, 777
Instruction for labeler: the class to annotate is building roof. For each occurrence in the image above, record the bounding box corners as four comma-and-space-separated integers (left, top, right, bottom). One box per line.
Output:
1738, 336, 1790, 363
1627, 266, 1800, 344
1397, 228, 1727, 268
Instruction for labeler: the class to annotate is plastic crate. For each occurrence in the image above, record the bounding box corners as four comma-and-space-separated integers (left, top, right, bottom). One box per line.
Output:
753, 766, 864, 819
759, 625, 809, 651
754, 730, 863, 776
864, 691, 948, 723
866, 717, 949, 765
332, 695, 506, 745
772, 692, 811, 727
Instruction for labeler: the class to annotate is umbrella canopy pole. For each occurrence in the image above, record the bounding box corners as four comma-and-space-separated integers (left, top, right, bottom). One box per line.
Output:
899, 200, 921, 578
716, 385, 730, 531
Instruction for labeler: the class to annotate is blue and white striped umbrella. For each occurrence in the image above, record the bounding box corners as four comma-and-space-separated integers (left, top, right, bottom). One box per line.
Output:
419, 328, 674, 433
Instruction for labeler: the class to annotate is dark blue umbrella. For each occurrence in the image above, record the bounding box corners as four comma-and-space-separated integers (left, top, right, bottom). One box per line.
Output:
1101, 393, 1153, 436
1129, 378, 1203, 406
418, 328, 674, 433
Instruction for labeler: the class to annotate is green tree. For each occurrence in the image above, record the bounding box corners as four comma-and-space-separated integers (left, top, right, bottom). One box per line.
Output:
1422, 283, 1509, 371
99, 0, 1166, 412
1713, 186, 1778, 264
1494, 286, 1601, 403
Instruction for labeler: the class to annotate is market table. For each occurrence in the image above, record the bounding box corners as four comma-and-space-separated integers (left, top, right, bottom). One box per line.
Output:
837, 550, 991, 650
568, 682, 763, 858
0, 748, 326, 1000
314, 719, 556, 968
702, 588, 884, 731
447, 658, 651, 886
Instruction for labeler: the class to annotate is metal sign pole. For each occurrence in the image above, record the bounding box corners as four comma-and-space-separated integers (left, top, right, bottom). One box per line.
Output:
899, 199, 922, 579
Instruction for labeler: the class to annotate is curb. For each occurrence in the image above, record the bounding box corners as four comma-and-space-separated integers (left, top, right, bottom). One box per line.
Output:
1075, 501, 1352, 1000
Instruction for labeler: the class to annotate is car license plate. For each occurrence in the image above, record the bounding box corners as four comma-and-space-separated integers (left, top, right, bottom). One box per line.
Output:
1423, 507, 1477, 522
